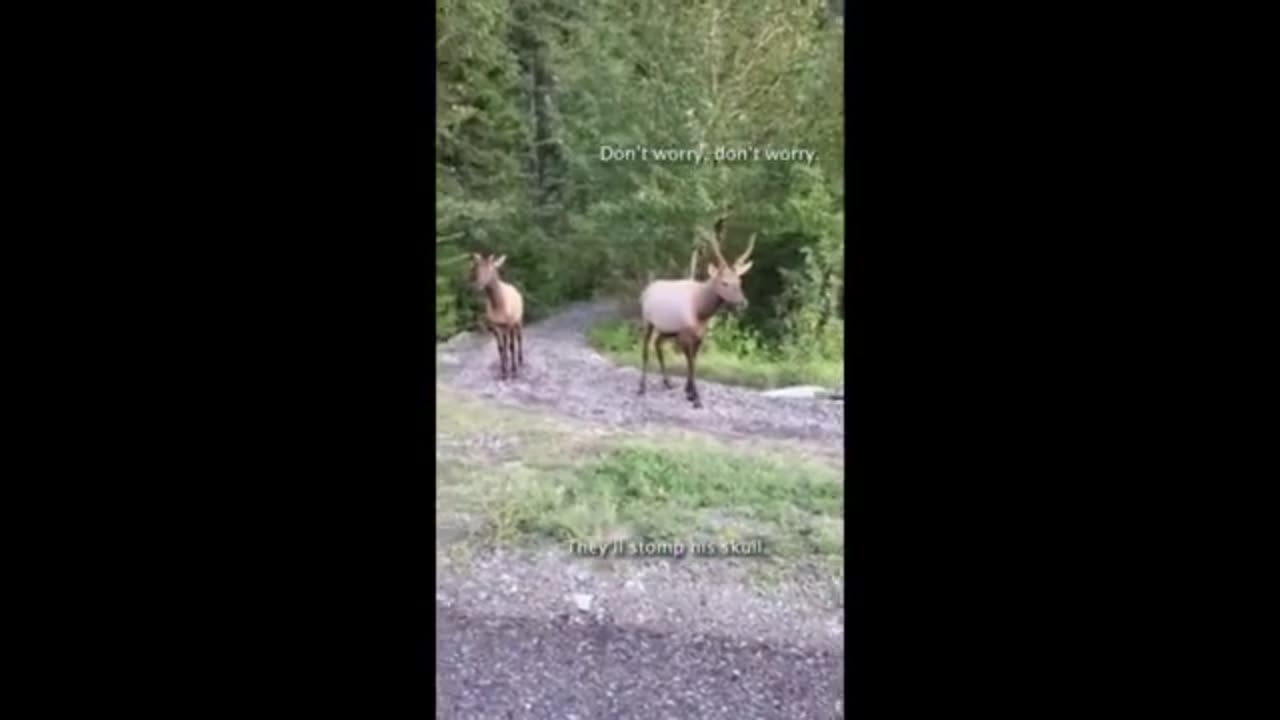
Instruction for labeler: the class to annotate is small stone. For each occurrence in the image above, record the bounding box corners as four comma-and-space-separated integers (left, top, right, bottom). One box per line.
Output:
572, 593, 593, 612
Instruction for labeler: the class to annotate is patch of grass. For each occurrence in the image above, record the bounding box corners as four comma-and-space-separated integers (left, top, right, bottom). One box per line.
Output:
587, 318, 842, 390
436, 386, 595, 538
436, 387, 844, 575
509, 444, 842, 558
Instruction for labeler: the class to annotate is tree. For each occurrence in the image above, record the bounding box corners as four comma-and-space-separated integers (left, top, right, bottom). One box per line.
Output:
435, 0, 845, 357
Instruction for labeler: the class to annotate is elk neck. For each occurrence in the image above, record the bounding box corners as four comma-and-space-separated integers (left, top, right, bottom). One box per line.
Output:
483, 277, 506, 312
693, 279, 724, 322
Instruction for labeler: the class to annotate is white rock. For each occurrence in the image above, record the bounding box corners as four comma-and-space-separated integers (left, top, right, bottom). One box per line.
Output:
761, 385, 830, 399
572, 593, 593, 612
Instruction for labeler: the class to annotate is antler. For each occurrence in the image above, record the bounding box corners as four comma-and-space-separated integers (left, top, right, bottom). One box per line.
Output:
688, 246, 701, 279
706, 216, 729, 267
735, 233, 756, 267
696, 227, 727, 268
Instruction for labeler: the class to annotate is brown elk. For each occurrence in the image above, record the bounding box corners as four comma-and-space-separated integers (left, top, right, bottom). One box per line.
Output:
637, 217, 755, 408
468, 253, 525, 380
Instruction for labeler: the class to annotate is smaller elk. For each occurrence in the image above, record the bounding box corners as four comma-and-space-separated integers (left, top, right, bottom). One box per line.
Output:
468, 253, 525, 380
637, 217, 755, 408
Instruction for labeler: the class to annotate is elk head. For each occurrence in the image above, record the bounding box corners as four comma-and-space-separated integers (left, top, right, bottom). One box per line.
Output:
468, 253, 506, 291
698, 218, 755, 310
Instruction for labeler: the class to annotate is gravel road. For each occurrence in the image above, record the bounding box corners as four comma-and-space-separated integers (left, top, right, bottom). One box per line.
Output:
437, 606, 843, 719
438, 300, 845, 447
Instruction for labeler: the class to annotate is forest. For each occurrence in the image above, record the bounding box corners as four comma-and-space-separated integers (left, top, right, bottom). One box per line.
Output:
437, 0, 845, 387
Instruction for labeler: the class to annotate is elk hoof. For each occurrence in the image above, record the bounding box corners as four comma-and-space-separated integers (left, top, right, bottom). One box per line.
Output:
662, 379, 675, 390
637, 385, 646, 396
690, 397, 703, 409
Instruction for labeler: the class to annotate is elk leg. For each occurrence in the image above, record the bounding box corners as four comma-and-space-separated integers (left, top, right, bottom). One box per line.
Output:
493, 326, 509, 380
489, 326, 502, 378
502, 328, 512, 380
680, 333, 702, 409
515, 323, 524, 368
506, 328, 518, 378
655, 334, 675, 389
638, 323, 654, 395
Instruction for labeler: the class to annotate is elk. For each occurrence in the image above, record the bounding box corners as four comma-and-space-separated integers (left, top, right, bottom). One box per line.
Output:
637, 217, 755, 408
468, 253, 524, 380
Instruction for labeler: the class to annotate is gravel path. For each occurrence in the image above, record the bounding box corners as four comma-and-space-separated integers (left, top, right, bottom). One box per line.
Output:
438, 300, 844, 447
437, 605, 843, 719
438, 549, 844, 653
435, 548, 846, 718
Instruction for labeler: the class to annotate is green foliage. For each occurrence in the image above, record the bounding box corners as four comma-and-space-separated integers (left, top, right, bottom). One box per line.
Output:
586, 318, 843, 390
436, 0, 845, 355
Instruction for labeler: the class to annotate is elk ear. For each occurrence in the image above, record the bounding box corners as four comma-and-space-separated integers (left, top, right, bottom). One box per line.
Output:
735, 260, 753, 276
471, 252, 483, 263
492, 255, 507, 269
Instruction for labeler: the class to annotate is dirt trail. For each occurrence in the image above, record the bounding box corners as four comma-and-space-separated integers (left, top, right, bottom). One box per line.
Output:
437, 300, 844, 449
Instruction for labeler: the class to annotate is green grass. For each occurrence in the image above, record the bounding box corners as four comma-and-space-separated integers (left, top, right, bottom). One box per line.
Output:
437, 387, 844, 576
586, 317, 843, 390
510, 445, 842, 556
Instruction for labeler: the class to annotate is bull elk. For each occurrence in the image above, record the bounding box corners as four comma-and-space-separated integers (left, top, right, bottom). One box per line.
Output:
468, 253, 525, 380
637, 217, 755, 408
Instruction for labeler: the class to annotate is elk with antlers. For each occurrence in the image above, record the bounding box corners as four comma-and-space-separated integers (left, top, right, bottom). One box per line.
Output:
637, 217, 755, 408
468, 253, 525, 380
